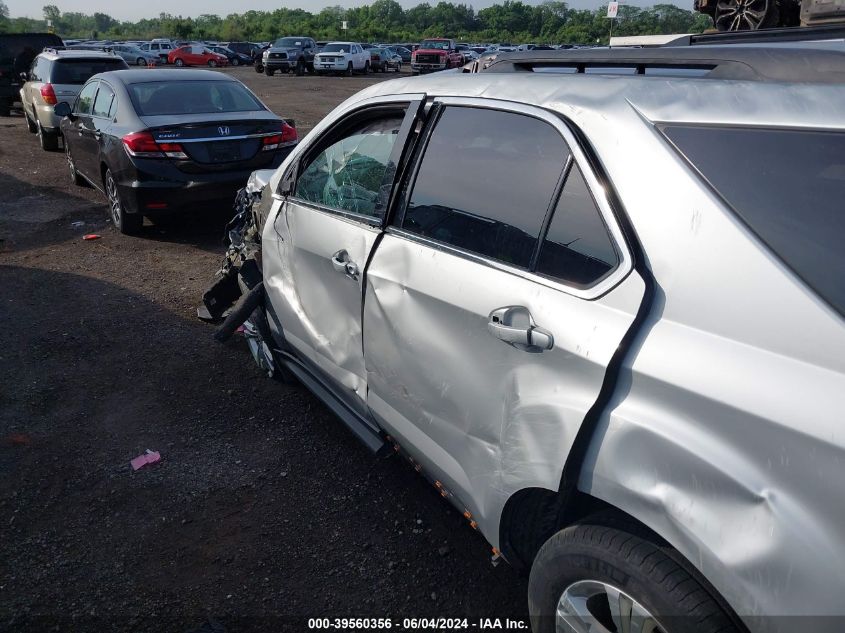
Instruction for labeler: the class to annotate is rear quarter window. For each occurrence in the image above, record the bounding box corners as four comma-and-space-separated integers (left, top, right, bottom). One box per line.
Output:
663, 124, 845, 316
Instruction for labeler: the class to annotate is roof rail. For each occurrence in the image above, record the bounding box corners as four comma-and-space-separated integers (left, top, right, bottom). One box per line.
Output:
42, 46, 67, 53
666, 23, 845, 46
470, 46, 845, 83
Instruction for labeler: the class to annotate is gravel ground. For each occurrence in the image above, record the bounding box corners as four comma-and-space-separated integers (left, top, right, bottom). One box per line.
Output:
0, 67, 529, 632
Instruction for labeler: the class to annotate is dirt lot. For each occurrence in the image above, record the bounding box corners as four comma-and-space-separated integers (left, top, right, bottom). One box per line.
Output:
0, 67, 528, 632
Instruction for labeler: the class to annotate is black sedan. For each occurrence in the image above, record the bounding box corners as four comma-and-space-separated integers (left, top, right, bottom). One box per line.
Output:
209, 45, 252, 66
55, 69, 297, 234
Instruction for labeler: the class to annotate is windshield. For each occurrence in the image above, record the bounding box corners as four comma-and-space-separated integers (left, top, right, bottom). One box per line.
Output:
664, 124, 845, 316
321, 44, 350, 53
50, 59, 126, 85
128, 80, 265, 116
420, 40, 450, 50
274, 38, 303, 48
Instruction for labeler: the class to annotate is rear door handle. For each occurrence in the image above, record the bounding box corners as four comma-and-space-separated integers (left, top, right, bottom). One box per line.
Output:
331, 249, 359, 279
488, 306, 554, 351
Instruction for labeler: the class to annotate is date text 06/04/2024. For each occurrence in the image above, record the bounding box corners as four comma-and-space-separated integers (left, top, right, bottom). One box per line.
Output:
307, 617, 529, 630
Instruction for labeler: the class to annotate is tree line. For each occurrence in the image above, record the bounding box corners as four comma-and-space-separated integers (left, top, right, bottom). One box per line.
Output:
0, 0, 712, 45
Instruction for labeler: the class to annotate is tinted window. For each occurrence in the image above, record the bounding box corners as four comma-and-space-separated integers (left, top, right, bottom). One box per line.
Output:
403, 107, 568, 269
127, 81, 264, 116
50, 58, 126, 85
75, 81, 98, 115
295, 114, 404, 218
537, 164, 619, 286
664, 125, 845, 315
92, 82, 115, 118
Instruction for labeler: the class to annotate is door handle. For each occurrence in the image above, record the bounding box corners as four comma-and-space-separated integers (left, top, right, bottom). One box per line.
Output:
331, 249, 359, 279
488, 306, 554, 352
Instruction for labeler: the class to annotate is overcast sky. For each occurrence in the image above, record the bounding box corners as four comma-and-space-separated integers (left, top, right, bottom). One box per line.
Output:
7, 0, 679, 21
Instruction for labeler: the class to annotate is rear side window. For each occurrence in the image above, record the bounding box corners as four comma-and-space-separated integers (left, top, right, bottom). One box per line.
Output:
663, 125, 845, 315
536, 164, 619, 287
92, 83, 115, 118
75, 81, 98, 115
403, 107, 569, 269
50, 58, 126, 85
128, 80, 264, 116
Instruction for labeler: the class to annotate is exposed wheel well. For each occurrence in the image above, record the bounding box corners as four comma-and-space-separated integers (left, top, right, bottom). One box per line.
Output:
500, 488, 750, 633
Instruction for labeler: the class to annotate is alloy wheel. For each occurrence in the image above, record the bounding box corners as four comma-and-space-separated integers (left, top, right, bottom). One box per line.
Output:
715, 0, 776, 30
105, 171, 121, 227
66, 143, 77, 182
556, 580, 664, 633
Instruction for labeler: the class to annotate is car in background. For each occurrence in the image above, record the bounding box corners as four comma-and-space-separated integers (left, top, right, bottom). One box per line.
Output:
225, 41, 261, 60
55, 69, 297, 234
208, 45, 251, 67
313, 42, 371, 75
378, 47, 404, 72
0, 32, 64, 116
109, 44, 159, 67
262, 36, 317, 76
19, 48, 128, 150
368, 46, 389, 72
411, 38, 465, 74
139, 41, 175, 64
168, 45, 228, 68
391, 45, 412, 63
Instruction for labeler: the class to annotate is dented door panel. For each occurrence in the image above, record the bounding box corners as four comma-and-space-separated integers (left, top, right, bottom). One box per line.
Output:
364, 233, 645, 544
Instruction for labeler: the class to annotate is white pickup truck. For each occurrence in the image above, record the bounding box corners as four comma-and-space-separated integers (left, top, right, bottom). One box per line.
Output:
313, 42, 371, 75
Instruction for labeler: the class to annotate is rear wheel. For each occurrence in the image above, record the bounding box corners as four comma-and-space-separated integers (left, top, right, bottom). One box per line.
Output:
255, 63, 264, 73
208, 59, 217, 67
136, 57, 146, 66
175, 58, 184, 67
364, 61, 371, 74
715, 0, 779, 30
104, 168, 142, 235
25, 110, 37, 133
395, 62, 402, 72
345, 62, 353, 76
528, 515, 739, 633
231, 57, 240, 66
295, 59, 305, 76
36, 120, 59, 151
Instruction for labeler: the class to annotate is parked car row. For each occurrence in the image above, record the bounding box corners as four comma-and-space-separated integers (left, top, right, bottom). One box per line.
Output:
255, 36, 408, 76
15, 43, 298, 234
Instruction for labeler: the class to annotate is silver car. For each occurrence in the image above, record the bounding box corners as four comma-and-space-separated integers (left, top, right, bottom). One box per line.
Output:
19, 48, 127, 150
205, 45, 845, 633
110, 44, 159, 66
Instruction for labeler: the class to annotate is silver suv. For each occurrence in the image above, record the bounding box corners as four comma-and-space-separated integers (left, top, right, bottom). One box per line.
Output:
19, 48, 127, 150
205, 44, 845, 633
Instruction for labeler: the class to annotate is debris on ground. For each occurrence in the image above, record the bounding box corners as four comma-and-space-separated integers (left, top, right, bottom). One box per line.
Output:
130, 449, 161, 471
70, 221, 85, 228
82, 234, 102, 241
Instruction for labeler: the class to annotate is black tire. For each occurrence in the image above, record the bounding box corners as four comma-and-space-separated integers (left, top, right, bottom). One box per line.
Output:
345, 62, 353, 76
104, 168, 142, 235
528, 515, 739, 633
715, 0, 779, 30
136, 57, 146, 66
231, 58, 240, 66
295, 59, 305, 76
412, 70, 420, 76
255, 63, 264, 73
395, 62, 402, 72
208, 59, 217, 67
25, 110, 37, 133
364, 61, 371, 74
265, 66, 275, 76
175, 58, 184, 67
0, 100, 10, 117
66, 142, 85, 187
306, 62, 315, 74
36, 120, 59, 151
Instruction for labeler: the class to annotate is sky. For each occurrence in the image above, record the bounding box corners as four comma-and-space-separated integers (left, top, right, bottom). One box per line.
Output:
6, 0, 679, 21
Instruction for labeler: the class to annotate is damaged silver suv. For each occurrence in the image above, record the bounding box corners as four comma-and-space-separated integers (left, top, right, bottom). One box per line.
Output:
203, 45, 845, 633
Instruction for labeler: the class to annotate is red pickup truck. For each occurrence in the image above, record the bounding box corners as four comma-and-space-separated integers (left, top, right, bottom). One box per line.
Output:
411, 38, 465, 74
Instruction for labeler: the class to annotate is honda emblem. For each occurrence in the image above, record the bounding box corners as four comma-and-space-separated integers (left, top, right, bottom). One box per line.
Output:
218, 126, 230, 136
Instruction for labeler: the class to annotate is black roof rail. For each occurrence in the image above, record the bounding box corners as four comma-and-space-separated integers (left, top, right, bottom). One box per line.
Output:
471, 46, 845, 83
666, 23, 845, 46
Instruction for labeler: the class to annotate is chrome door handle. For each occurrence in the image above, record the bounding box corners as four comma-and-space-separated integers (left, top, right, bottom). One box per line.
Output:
488, 306, 554, 352
331, 249, 359, 278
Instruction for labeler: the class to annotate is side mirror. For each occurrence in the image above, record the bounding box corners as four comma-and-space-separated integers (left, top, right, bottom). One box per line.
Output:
54, 101, 72, 118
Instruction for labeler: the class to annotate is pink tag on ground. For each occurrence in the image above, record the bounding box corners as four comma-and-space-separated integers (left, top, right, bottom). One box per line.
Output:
131, 451, 161, 471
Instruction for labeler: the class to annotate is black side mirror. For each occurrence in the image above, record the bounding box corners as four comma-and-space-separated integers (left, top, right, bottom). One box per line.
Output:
54, 101, 72, 118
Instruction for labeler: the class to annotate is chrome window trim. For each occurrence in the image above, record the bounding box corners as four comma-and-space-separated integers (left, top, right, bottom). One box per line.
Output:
395, 95, 634, 302
288, 198, 383, 228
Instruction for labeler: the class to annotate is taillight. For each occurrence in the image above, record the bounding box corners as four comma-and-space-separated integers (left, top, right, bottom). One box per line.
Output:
262, 122, 297, 151
40, 84, 57, 105
122, 131, 187, 159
